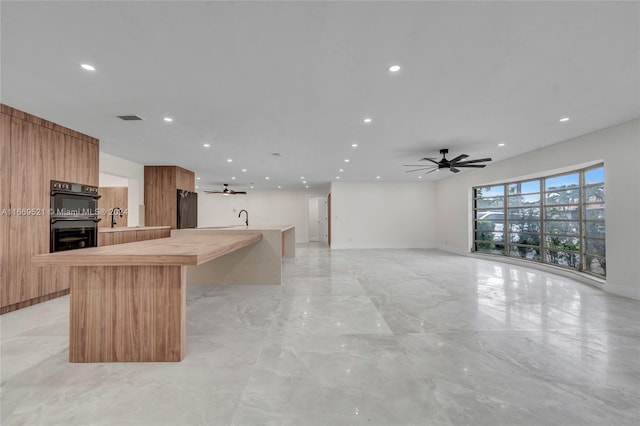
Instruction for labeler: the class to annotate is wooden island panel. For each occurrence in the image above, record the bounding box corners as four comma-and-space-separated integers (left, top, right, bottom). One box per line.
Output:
70, 265, 185, 362
33, 232, 263, 362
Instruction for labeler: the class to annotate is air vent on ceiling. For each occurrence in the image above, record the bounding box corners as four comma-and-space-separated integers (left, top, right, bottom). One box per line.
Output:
117, 115, 144, 121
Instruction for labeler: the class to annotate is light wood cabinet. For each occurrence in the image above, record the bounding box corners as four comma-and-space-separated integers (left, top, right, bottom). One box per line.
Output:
0, 104, 99, 314
0, 112, 11, 299
98, 187, 128, 228
98, 227, 171, 246
144, 166, 195, 229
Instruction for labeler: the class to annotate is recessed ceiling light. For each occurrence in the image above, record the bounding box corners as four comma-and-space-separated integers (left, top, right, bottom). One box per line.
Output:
203, 143, 210, 148
277, 186, 282, 189
196, 177, 201, 180
226, 158, 233, 163
339, 169, 344, 172
250, 185, 254, 189
363, 117, 372, 124
352, 143, 358, 148
498, 143, 505, 147
242, 169, 247, 172
163, 117, 173, 122
376, 176, 381, 179
344, 159, 350, 163
300, 176, 304, 179
388, 65, 401, 72
265, 177, 270, 180
336, 176, 341, 179
195, 186, 199, 189
231, 177, 236, 180
81, 64, 95, 71
559, 117, 570, 122
418, 176, 423, 179
305, 185, 309, 189
303, 181, 307, 184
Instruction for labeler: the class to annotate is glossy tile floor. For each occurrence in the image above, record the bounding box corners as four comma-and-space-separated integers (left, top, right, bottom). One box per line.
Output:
2, 245, 639, 425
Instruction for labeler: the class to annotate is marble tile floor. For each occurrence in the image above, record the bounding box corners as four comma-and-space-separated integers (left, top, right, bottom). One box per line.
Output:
1, 244, 639, 425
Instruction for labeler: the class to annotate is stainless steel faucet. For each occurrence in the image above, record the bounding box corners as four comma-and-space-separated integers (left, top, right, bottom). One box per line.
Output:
238, 209, 249, 226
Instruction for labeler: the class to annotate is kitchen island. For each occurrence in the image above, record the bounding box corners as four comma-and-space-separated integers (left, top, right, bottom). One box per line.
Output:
32, 232, 263, 362
173, 225, 295, 286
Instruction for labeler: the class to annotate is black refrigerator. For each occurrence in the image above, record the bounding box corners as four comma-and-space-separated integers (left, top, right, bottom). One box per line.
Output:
177, 190, 198, 229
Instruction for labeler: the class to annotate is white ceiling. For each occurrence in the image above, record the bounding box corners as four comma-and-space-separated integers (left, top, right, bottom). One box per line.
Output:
1, 1, 638, 191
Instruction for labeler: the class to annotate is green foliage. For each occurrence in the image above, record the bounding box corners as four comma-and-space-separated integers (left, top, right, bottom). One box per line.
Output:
476, 220, 495, 250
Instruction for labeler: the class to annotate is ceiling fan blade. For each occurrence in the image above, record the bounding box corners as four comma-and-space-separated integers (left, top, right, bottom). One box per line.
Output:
456, 164, 487, 168
455, 158, 492, 165
424, 168, 440, 175
232, 191, 247, 194
450, 154, 469, 163
420, 158, 440, 165
405, 167, 436, 173
204, 190, 222, 193
450, 167, 460, 173
403, 164, 432, 167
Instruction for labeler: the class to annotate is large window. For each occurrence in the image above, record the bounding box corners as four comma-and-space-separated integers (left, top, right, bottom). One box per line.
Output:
473, 165, 605, 278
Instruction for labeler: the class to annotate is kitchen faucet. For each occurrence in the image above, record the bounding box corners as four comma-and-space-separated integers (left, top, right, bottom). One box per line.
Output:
110, 207, 123, 228
238, 209, 249, 226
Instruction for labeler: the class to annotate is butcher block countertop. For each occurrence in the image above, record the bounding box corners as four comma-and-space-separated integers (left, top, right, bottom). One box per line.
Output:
33, 232, 262, 267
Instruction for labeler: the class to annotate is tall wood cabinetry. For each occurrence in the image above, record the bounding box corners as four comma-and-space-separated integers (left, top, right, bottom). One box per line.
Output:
98, 187, 128, 228
144, 166, 195, 229
0, 104, 99, 314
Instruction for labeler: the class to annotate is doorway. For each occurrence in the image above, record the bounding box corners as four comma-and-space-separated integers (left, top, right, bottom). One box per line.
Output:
307, 195, 328, 243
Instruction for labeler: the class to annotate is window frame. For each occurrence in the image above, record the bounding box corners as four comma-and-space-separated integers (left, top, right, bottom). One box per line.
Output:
472, 164, 605, 278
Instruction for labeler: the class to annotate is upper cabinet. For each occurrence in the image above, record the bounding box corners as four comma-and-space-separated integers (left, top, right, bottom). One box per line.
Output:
144, 166, 195, 228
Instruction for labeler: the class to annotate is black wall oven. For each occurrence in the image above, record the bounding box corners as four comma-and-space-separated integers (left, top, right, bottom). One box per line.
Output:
50, 180, 101, 252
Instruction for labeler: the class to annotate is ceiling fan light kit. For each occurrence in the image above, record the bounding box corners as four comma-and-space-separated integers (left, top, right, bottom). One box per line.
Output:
404, 148, 492, 175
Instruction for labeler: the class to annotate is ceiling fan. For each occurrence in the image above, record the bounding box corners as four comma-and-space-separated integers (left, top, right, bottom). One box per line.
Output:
404, 149, 492, 174
204, 184, 247, 195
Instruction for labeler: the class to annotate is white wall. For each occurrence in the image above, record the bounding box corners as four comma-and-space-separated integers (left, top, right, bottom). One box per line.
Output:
435, 118, 640, 299
198, 189, 329, 243
99, 152, 144, 227
99, 172, 128, 187
330, 181, 437, 249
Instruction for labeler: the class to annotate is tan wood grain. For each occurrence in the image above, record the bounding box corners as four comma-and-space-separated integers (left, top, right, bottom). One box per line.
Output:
0, 289, 70, 315
1, 104, 99, 311
69, 265, 185, 362
33, 232, 262, 266
98, 227, 171, 246
1, 104, 99, 145
144, 166, 177, 228
176, 167, 195, 191
0, 112, 11, 305
144, 166, 195, 229
98, 187, 128, 228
